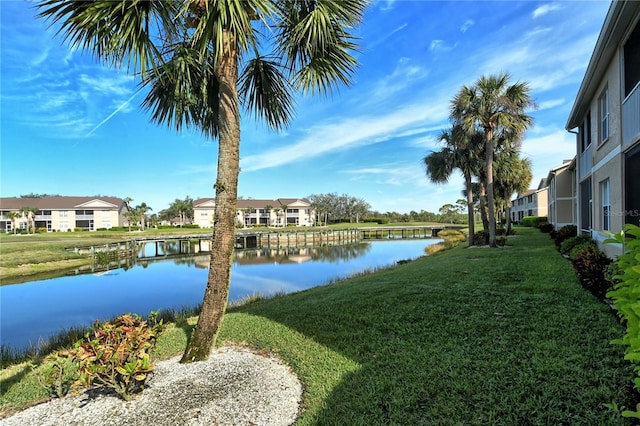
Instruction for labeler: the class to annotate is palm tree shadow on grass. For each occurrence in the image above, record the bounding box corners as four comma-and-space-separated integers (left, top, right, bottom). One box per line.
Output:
224, 253, 635, 425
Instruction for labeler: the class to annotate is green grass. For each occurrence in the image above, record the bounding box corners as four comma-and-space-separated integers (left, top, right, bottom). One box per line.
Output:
1, 227, 636, 424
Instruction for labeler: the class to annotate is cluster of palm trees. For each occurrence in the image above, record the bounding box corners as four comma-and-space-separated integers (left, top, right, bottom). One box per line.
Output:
424, 73, 535, 247
38, 0, 367, 361
123, 198, 153, 231
4, 207, 39, 234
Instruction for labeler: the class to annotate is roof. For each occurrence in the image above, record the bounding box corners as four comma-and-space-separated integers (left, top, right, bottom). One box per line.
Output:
566, 1, 640, 129
0, 196, 125, 210
193, 198, 312, 209
546, 158, 576, 182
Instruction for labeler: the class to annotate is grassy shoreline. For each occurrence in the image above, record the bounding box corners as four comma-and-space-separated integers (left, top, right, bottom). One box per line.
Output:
1, 227, 636, 423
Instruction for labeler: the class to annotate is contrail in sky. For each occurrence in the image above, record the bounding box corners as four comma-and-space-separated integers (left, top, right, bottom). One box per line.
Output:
86, 87, 144, 137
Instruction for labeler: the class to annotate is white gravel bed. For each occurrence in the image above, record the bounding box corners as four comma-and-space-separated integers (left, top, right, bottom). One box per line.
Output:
1, 346, 302, 426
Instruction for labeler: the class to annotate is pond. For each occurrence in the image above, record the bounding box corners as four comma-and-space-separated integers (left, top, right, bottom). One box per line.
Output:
0, 239, 440, 351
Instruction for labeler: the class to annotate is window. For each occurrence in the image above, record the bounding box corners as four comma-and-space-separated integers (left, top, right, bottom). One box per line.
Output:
102, 221, 111, 229
59, 210, 68, 217
599, 89, 609, 142
624, 21, 640, 97
601, 179, 610, 231
626, 143, 640, 226
580, 112, 592, 152
59, 221, 69, 230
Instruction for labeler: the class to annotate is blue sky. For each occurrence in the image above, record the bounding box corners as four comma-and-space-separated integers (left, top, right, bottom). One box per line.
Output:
0, 0, 611, 214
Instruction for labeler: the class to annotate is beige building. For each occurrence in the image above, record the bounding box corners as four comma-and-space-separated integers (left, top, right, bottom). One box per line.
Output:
546, 159, 577, 229
193, 198, 316, 228
511, 180, 549, 224
0, 196, 129, 232
566, 1, 640, 257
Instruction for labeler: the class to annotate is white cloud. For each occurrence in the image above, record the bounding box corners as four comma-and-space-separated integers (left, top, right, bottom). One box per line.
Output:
78, 74, 134, 96
241, 102, 449, 173
538, 98, 565, 111
367, 23, 408, 49
429, 40, 456, 53
460, 19, 475, 33
520, 130, 576, 183
364, 57, 430, 104
379, 0, 397, 12
532, 4, 562, 19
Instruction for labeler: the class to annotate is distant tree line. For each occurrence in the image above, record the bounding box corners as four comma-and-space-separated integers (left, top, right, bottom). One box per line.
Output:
307, 193, 371, 225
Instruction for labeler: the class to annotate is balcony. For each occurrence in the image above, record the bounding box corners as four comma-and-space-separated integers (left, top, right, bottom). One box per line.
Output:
623, 82, 640, 148
579, 145, 592, 180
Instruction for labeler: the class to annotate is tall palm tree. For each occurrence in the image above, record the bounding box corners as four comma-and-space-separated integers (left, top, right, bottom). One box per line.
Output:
135, 203, 153, 231
5, 211, 20, 234
19, 207, 38, 234
494, 150, 532, 234
451, 73, 534, 247
38, 0, 367, 362
424, 124, 483, 246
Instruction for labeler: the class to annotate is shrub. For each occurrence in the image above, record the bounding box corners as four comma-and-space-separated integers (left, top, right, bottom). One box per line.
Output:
569, 241, 597, 259
571, 245, 612, 300
495, 236, 507, 247
538, 222, 554, 233
473, 230, 489, 245
521, 216, 547, 228
605, 225, 640, 419
437, 229, 466, 241
34, 352, 78, 398
560, 234, 594, 256
426, 229, 466, 255
182, 224, 200, 229
552, 225, 578, 248
59, 311, 164, 401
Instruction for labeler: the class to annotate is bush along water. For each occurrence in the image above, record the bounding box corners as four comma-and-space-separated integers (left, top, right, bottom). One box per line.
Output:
606, 225, 640, 418
55, 311, 164, 401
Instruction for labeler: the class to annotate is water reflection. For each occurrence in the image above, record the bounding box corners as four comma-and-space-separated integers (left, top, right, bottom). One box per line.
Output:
0, 239, 438, 351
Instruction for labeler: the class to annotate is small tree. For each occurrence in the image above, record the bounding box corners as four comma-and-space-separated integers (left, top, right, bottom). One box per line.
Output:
19, 207, 38, 234
5, 211, 20, 234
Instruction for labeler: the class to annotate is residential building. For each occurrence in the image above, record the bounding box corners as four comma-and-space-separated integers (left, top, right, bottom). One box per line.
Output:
0, 196, 129, 232
511, 180, 549, 223
566, 1, 640, 257
546, 159, 577, 229
193, 198, 316, 228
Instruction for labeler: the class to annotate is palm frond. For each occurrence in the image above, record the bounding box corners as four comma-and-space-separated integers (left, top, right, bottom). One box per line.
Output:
188, 0, 272, 61
140, 42, 219, 139
239, 56, 295, 130
274, 0, 366, 96
424, 149, 454, 184
37, 0, 177, 76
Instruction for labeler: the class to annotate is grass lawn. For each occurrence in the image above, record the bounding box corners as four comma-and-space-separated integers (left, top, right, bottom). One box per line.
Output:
1, 227, 636, 424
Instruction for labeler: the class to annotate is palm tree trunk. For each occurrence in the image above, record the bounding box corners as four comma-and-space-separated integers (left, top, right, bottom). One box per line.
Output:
505, 189, 513, 234
485, 129, 497, 247
465, 173, 475, 246
182, 31, 239, 363
479, 181, 489, 232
